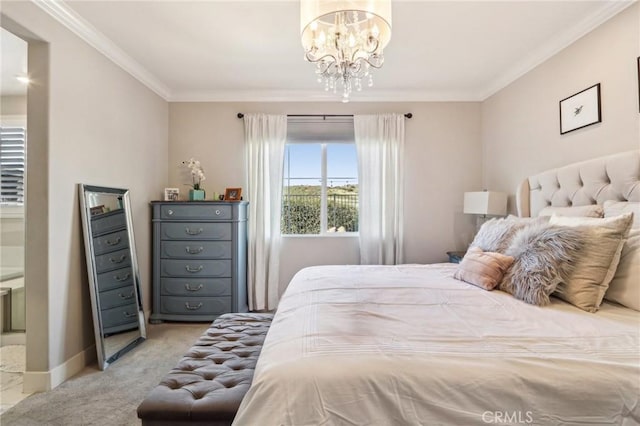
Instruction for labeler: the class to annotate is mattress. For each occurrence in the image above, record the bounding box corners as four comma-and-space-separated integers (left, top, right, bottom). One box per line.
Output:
234, 264, 640, 425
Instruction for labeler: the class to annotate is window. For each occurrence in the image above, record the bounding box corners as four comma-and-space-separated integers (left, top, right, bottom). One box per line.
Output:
0, 126, 26, 205
282, 143, 358, 234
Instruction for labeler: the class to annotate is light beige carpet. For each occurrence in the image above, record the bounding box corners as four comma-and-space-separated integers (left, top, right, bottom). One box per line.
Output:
0, 322, 206, 426
0, 345, 25, 373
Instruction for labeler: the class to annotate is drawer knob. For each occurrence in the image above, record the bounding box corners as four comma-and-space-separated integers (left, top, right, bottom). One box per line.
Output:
185, 265, 204, 273
185, 246, 204, 255
105, 237, 121, 246
167, 209, 174, 216
123, 311, 137, 318
118, 291, 134, 300
215, 209, 221, 215
109, 254, 127, 264
185, 283, 204, 292
185, 302, 203, 311
114, 272, 131, 282
185, 227, 203, 236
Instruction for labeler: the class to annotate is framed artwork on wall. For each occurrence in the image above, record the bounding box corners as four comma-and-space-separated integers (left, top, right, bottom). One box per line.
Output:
559, 83, 601, 135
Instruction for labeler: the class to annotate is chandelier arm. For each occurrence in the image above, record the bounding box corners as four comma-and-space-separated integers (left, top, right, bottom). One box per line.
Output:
363, 37, 380, 55
305, 52, 338, 64
361, 57, 384, 69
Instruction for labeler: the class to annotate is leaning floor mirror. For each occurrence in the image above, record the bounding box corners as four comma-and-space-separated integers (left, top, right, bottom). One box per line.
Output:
78, 184, 146, 370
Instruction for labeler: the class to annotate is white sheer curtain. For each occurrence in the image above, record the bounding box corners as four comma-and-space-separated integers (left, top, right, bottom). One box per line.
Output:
244, 114, 287, 311
354, 114, 405, 265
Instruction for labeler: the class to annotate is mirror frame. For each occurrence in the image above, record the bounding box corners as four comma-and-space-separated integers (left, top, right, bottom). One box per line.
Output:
78, 184, 146, 370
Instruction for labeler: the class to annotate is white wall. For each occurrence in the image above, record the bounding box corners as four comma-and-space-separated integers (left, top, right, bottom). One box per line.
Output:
482, 4, 640, 213
169, 102, 481, 291
2, 2, 169, 388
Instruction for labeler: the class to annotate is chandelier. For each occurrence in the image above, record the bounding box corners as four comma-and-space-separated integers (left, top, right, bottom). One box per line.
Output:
300, 0, 392, 102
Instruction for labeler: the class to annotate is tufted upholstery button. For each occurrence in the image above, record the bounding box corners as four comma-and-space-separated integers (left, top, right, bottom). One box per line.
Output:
137, 313, 273, 425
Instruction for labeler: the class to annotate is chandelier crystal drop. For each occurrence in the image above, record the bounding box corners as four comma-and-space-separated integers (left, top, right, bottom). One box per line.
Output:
300, 1, 392, 102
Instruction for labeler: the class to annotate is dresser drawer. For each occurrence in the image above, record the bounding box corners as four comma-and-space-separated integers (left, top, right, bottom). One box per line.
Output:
101, 303, 138, 329
97, 267, 134, 292
160, 278, 232, 297
160, 204, 232, 220
99, 285, 136, 310
160, 296, 231, 315
160, 222, 231, 241
93, 229, 129, 256
94, 248, 131, 273
91, 210, 126, 236
160, 241, 232, 259
160, 259, 231, 277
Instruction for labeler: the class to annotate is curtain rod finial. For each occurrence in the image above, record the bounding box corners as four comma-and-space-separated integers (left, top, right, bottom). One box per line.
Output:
405, 113, 412, 119
237, 113, 244, 119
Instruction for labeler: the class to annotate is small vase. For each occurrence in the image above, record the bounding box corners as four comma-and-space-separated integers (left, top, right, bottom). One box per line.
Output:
189, 189, 205, 201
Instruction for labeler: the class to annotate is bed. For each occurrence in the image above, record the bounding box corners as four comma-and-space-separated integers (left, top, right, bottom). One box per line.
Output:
234, 151, 640, 426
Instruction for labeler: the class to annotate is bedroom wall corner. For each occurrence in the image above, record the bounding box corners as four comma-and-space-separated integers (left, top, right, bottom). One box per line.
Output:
481, 3, 640, 213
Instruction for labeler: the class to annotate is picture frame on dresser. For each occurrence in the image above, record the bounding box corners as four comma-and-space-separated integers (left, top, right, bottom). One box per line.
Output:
559, 83, 601, 134
164, 187, 179, 201
224, 187, 242, 201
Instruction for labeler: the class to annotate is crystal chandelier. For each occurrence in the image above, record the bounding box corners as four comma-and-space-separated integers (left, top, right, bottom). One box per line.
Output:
300, 0, 392, 102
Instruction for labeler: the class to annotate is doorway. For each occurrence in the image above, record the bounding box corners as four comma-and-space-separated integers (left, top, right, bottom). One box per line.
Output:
0, 26, 30, 413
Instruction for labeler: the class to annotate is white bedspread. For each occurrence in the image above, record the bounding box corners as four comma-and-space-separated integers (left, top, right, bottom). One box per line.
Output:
234, 264, 640, 426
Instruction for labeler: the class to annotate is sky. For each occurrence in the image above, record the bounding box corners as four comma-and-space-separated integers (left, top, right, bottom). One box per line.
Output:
283, 144, 358, 187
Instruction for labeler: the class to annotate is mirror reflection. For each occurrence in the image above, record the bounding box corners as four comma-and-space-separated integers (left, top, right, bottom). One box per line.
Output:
78, 184, 146, 370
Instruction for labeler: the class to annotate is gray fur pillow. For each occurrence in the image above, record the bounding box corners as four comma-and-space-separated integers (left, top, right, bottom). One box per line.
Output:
470, 216, 548, 253
499, 223, 584, 306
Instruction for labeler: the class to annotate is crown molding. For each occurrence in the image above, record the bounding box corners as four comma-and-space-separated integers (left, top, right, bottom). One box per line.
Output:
480, 0, 636, 101
168, 89, 483, 103
32, 0, 171, 100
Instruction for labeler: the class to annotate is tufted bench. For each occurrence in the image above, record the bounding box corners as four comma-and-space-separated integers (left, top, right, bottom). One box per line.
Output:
137, 312, 273, 426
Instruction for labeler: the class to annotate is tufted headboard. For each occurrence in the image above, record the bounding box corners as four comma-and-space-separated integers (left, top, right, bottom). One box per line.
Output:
516, 151, 640, 217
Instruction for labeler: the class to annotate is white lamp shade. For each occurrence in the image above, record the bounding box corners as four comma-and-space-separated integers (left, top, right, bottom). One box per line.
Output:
300, 0, 392, 51
463, 191, 507, 216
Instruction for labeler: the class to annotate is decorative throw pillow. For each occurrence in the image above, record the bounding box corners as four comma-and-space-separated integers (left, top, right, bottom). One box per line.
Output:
603, 201, 640, 228
549, 212, 634, 312
603, 202, 640, 311
453, 247, 515, 291
500, 223, 584, 306
469, 216, 548, 254
538, 205, 604, 218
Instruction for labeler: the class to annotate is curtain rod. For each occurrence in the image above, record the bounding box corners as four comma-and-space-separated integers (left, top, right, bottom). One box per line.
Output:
236, 113, 412, 119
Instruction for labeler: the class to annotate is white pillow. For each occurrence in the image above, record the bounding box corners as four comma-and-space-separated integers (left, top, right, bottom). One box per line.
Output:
538, 205, 604, 218
549, 213, 634, 312
603, 201, 640, 310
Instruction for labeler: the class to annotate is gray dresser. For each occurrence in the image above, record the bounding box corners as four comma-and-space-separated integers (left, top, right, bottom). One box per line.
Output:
90, 209, 139, 334
150, 201, 248, 322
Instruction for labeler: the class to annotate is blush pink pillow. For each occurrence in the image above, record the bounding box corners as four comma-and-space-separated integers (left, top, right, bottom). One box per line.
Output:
453, 247, 515, 290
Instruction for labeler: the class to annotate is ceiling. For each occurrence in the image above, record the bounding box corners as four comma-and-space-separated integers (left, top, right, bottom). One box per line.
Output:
7, 1, 636, 102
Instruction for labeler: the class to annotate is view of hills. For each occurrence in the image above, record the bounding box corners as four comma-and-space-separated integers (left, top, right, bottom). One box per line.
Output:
282, 184, 358, 196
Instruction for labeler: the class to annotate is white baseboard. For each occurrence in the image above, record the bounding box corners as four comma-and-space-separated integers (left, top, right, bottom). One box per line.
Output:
23, 345, 96, 393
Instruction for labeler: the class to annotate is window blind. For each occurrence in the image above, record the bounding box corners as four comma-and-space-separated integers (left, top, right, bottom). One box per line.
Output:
286, 116, 354, 144
0, 126, 26, 204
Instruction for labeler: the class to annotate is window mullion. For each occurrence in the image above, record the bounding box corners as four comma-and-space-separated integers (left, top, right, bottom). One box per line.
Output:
320, 143, 327, 234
